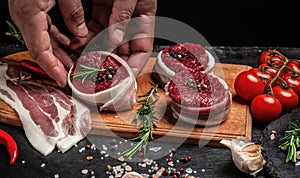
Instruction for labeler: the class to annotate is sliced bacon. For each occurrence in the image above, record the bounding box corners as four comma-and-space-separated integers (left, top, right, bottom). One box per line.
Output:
0, 63, 92, 156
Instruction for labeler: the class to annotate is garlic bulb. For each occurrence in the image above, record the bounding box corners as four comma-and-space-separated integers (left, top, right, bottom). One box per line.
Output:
220, 136, 266, 176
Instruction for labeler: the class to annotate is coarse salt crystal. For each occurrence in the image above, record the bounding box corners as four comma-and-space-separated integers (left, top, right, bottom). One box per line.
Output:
81, 169, 89, 174
149, 147, 162, 152
270, 133, 276, 140
79, 147, 86, 153
186, 167, 193, 174
54, 174, 59, 178
102, 145, 108, 151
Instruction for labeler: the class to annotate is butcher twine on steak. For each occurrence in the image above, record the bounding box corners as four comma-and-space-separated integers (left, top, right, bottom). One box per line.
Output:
0, 63, 92, 156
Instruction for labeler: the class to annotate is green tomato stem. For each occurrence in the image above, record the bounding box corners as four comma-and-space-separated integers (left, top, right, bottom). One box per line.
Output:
266, 55, 290, 96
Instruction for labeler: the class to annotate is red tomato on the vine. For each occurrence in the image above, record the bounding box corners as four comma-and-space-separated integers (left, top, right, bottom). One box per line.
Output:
234, 71, 265, 101
248, 67, 273, 92
283, 60, 300, 74
272, 85, 299, 113
258, 49, 286, 66
281, 74, 300, 96
250, 94, 282, 122
258, 63, 279, 77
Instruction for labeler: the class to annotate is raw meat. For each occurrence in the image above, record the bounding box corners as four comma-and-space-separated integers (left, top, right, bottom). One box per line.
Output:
152, 43, 215, 87
0, 63, 92, 156
165, 70, 232, 126
68, 51, 137, 111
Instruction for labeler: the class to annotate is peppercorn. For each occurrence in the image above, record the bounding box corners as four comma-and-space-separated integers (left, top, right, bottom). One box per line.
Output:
85, 144, 91, 149
167, 157, 173, 162
180, 157, 188, 163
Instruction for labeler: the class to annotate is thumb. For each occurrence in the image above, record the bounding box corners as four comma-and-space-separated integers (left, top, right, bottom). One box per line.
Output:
57, 0, 88, 37
108, 0, 137, 44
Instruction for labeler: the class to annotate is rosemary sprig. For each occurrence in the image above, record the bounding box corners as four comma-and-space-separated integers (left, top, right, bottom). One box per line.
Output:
122, 83, 159, 159
71, 65, 103, 83
278, 122, 300, 163
5, 20, 24, 45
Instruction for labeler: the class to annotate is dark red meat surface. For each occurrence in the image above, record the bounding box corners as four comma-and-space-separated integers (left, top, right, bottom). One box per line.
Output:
168, 70, 226, 107
161, 43, 209, 73
70, 51, 128, 94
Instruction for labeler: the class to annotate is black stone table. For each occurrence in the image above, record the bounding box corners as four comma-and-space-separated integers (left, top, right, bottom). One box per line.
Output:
1, 45, 300, 178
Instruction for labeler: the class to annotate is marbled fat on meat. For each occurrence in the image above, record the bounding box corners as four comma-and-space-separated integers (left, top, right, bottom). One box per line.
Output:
0, 63, 92, 156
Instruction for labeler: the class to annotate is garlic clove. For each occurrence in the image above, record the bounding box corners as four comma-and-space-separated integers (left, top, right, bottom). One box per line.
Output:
242, 144, 263, 153
220, 136, 266, 176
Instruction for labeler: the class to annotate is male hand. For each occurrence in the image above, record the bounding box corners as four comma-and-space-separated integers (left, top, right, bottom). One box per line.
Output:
8, 0, 89, 87
70, 0, 157, 77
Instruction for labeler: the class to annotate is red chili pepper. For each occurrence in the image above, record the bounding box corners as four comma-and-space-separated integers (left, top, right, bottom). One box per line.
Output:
19, 60, 50, 79
0, 129, 18, 165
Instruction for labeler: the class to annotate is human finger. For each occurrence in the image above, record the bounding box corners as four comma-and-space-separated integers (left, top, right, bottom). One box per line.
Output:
69, 19, 102, 51
26, 14, 67, 87
119, 15, 154, 77
57, 0, 88, 37
108, 0, 137, 44
50, 25, 74, 69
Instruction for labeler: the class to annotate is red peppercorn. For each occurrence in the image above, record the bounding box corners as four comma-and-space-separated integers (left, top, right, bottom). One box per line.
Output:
138, 151, 144, 157
179, 167, 184, 173
167, 157, 173, 162
186, 155, 192, 161
98, 72, 104, 78
85, 144, 91, 149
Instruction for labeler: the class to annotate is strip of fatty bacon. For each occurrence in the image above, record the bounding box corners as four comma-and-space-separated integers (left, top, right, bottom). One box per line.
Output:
0, 63, 92, 156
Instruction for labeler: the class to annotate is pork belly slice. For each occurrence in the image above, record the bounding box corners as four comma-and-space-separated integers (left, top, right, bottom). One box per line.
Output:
0, 63, 92, 156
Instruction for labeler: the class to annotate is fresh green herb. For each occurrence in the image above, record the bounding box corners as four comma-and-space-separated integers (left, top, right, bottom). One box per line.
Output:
5, 20, 24, 45
71, 65, 103, 83
122, 83, 159, 159
278, 122, 300, 163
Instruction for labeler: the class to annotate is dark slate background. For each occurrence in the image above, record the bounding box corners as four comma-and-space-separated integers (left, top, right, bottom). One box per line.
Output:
1, 0, 300, 47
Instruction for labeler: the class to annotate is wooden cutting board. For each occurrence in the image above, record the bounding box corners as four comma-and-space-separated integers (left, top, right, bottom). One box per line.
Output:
0, 51, 252, 147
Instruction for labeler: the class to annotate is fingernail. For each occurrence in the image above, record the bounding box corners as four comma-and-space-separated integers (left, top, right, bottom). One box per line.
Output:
76, 23, 88, 37
112, 29, 124, 43
56, 77, 67, 88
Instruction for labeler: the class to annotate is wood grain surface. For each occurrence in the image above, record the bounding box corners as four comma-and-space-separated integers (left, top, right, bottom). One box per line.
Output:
0, 51, 252, 146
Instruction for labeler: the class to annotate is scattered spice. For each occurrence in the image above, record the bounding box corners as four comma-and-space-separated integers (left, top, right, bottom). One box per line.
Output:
85, 144, 91, 149
86, 156, 93, 161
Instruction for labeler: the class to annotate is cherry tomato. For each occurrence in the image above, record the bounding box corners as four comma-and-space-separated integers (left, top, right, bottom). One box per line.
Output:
258, 63, 279, 78
283, 60, 300, 74
258, 49, 286, 66
248, 67, 273, 92
250, 94, 282, 122
281, 74, 300, 96
234, 71, 265, 101
272, 85, 299, 113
